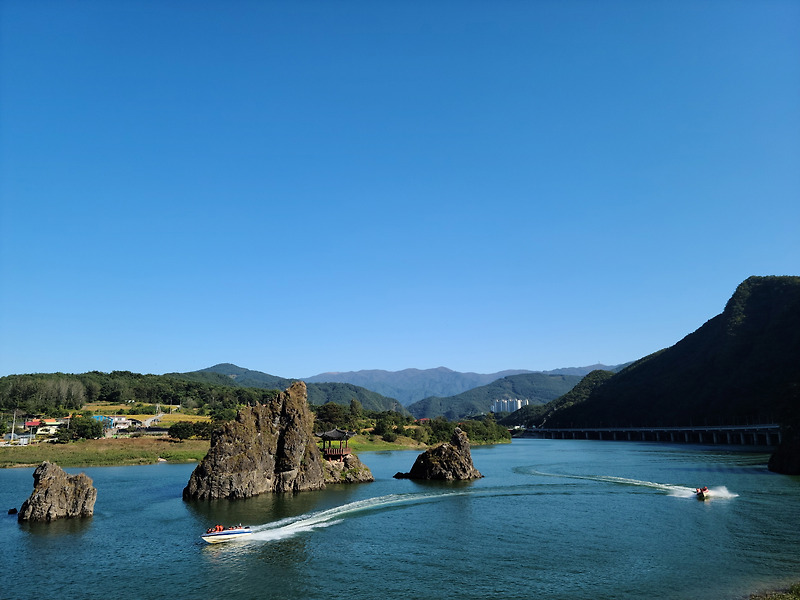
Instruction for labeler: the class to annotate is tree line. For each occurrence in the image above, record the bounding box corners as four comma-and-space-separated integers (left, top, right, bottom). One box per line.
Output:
0, 371, 280, 420
312, 399, 510, 445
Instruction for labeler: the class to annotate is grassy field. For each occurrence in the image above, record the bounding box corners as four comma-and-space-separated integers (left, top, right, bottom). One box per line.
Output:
0, 434, 429, 469
0, 437, 210, 468
145, 413, 210, 426
348, 434, 426, 453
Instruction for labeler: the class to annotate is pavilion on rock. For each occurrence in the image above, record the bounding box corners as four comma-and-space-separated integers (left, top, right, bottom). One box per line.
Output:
316, 428, 355, 462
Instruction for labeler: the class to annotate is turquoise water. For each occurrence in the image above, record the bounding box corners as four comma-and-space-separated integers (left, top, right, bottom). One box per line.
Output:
1, 439, 798, 600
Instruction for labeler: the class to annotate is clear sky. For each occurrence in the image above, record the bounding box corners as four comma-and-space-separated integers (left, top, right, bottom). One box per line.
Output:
1, 0, 798, 379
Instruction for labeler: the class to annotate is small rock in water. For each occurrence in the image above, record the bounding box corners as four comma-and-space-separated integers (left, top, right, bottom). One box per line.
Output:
8, 508, 17, 515
17, 461, 97, 522
396, 427, 483, 481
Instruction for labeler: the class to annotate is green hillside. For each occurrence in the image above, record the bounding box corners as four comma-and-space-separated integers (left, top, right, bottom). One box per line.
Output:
0, 370, 278, 420
500, 369, 616, 428
174, 364, 408, 414
0, 365, 408, 420
407, 373, 582, 420
191, 363, 290, 389
545, 276, 800, 428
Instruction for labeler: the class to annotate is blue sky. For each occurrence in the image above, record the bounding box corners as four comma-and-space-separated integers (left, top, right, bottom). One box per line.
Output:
1, 0, 798, 378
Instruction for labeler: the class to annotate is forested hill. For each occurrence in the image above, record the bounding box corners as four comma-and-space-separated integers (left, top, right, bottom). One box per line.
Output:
182, 363, 290, 389
172, 364, 408, 414
545, 276, 800, 428
407, 373, 582, 420
303, 367, 535, 405
0, 366, 408, 417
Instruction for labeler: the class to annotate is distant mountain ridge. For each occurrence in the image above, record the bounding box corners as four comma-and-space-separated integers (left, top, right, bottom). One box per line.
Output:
171, 364, 408, 415
303, 365, 619, 405
406, 372, 583, 420
304, 367, 532, 405
543, 276, 800, 428
175, 363, 626, 419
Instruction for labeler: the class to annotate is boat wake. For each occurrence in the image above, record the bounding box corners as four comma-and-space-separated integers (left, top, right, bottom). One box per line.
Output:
246, 491, 465, 543
524, 469, 737, 499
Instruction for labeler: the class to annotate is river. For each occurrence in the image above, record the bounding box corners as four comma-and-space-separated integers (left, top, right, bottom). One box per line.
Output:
0, 439, 798, 600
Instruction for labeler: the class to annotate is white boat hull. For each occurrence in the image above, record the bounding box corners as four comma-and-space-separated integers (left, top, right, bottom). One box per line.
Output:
201, 527, 253, 544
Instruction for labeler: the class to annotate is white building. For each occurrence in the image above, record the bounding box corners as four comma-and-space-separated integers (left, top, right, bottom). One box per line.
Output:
490, 398, 530, 413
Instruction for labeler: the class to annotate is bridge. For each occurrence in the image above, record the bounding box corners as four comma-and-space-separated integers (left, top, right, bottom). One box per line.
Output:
525, 424, 782, 447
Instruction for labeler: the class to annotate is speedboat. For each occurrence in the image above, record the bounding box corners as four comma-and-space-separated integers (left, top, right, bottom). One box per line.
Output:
695, 487, 710, 500
201, 525, 252, 544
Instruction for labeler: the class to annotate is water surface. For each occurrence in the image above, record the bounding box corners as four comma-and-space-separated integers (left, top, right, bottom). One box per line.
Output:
1, 440, 798, 599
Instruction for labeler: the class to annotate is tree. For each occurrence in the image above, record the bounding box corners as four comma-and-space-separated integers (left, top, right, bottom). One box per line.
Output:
316, 402, 347, 427
169, 421, 195, 441
373, 417, 392, 436
70, 415, 103, 440
349, 398, 363, 419
192, 421, 213, 439
210, 407, 237, 423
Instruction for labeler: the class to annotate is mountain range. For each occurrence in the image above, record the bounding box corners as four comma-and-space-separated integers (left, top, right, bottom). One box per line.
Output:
171, 363, 624, 419
304, 364, 620, 405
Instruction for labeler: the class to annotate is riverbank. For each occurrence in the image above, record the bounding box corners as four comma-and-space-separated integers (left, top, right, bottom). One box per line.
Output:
0, 433, 440, 468
0, 437, 211, 468
749, 583, 800, 599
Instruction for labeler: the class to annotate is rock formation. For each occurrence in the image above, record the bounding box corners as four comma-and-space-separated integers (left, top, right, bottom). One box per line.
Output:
183, 381, 372, 500
394, 427, 483, 481
768, 435, 800, 475
323, 453, 374, 484
17, 461, 97, 522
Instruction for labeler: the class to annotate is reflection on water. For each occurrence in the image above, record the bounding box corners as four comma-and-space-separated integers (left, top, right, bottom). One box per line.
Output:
18, 516, 93, 537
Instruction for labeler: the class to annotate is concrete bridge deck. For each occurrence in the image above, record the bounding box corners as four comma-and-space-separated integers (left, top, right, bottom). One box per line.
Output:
526, 424, 782, 446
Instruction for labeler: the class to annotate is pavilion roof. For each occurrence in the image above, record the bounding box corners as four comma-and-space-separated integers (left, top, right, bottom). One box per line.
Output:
315, 428, 355, 441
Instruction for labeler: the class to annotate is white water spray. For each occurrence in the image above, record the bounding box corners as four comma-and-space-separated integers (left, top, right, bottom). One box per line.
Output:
525, 469, 737, 500
243, 491, 465, 543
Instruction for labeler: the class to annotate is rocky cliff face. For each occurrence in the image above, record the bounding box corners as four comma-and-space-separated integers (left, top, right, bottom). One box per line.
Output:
323, 453, 374, 484
183, 381, 372, 500
395, 428, 483, 481
768, 436, 800, 475
18, 461, 97, 522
